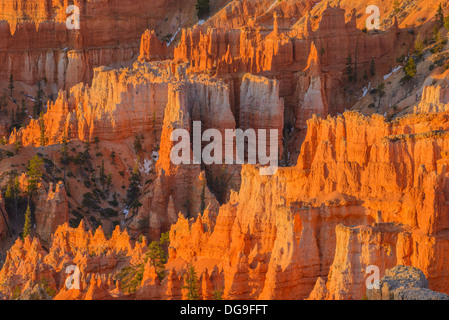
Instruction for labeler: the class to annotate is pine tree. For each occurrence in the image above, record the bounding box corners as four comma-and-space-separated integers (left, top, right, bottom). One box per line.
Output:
377, 83, 385, 109
8, 74, 14, 97
27, 155, 44, 197
433, 24, 441, 43
147, 232, 169, 280
195, 0, 210, 19
414, 37, 425, 56
405, 57, 417, 79
133, 135, 143, 154
126, 161, 142, 209
212, 288, 223, 300
33, 82, 43, 118
38, 112, 47, 147
437, 4, 444, 24
83, 140, 91, 162
200, 180, 206, 215
22, 204, 32, 239
393, 0, 401, 13
370, 58, 376, 76
183, 264, 200, 300
5, 183, 13, 200
99, 160, 106, 187
17, 99, 26, 125
61, 131, 69, 165
93, 136, 100, 150
106, 174, 112, 192
445, 13, 449, 30
5, 175, 20, 215
346, 54, 354, 82
14, 139, 21, 154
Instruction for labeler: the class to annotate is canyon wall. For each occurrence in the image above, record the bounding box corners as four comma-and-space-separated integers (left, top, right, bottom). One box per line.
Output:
4, 110, 449, 300
164, 111, 449, 300
415, 85, 449, 113
0, 0, 204, 88
173, 3, 412, 145
2, 0, 449, 301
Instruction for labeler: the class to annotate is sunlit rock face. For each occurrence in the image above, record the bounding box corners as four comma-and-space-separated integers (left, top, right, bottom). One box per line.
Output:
1, 0, 449, 301
0, 0, 200, 89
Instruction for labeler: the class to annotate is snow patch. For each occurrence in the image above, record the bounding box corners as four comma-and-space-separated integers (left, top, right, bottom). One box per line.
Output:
123, 208, 129, 218
167, 27, 181, 47
139, 157, 153, 176
362, 82, 371, 98
383, 66, 402, 80
266, 0, 277, 13
152, 151, 159, 161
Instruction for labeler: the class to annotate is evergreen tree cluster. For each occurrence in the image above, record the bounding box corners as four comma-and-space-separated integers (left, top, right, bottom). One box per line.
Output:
146, 232, 170, 281
195, 0, 210, 19
183, 264, 200, 300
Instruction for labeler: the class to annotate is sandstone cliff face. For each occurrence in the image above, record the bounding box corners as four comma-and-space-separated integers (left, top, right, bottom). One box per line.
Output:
294, 41, 327, 131
10, 56, 286, 239
415, 85, 449, 114
174, 3, 413, 152
239, 73, 284, 155
4, 103, 449, 300
174, 17, 294, 76
13, 60, 284, 149
6, 109, 449, 300
34, 181, 69, 244
309, 223, 413, 300
162, 111, 449, 299
128, 74, 229, 238
2, 0, 449, 301
202, 0, 316, 30
14, 62, 172, 144
0, 0, 207, 88
139, 30, 174, 62
0, 195, 8, 241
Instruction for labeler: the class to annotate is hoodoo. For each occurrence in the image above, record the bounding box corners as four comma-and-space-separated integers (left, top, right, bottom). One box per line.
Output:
0, 0, 448, 304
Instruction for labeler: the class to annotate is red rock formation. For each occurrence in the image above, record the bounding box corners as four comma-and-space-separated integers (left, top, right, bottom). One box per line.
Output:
2, 0, 449, 302
239, 73, 284, 154
0, 0, 202, 88
139, 30, 174, 62
415, 85, 449, 114
174, 19, 294, 76
202, 0, 315, 30
34, 181, 69, 244
4, 108, 449, 300
12, 62, 172, 145
308, 223, 413, 300
294, 41, 327, 131
173, 3, 413, 150
0, 221, 141, 299
10, 56, 285, 240
0, 236, 51, 298
159, 111, 449, 299
0, 195, 9, 241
